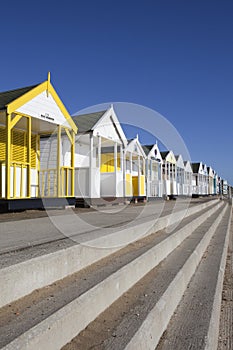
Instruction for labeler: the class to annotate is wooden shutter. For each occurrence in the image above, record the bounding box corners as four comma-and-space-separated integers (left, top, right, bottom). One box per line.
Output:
0, 127, 6, 161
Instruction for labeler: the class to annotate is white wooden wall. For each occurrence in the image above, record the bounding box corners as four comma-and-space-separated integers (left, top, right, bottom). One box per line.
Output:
16, 91, 71, 129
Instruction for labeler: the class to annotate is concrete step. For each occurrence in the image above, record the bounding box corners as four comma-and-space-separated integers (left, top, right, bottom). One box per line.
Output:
0, 199, 220, 309
156, 206, 232, 350
60, 204, 230, 350
218, 211, 233, 350
0, 201, 225, 349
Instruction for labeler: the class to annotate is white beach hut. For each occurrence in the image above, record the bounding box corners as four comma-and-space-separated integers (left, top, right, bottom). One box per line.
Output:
207, 166, 215, 195
191, 162, 209, 196
183, 160, 193, 196
161, 150, 177, 198
142, 143, 163, 199
202, 163, 209, 195
175, 155, 185, 196
213, 170, 218, 195
71, 106, 127, 206
124, 136, 146, 200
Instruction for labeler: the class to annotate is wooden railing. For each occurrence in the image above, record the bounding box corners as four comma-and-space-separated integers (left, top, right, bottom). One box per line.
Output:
61, 166, 73, 197
39, 168, 57, 197
0, 160, 32, 199
39, 166, 74, 198
0, 161, 4, 198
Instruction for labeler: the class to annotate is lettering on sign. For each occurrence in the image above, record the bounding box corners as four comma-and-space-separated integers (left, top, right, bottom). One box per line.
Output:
40, 113, 55, 122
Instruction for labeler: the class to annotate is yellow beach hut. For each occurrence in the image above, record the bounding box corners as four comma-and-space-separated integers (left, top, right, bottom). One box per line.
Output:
0, 74, 77, 211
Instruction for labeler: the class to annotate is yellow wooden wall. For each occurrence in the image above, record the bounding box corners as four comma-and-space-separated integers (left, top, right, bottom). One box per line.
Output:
125, 173, 132, 196
100, 153, 121, 173
140, 175, 145, 195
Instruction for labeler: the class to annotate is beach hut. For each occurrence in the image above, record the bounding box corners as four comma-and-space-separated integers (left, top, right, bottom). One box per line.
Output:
175, 155, 185, 196
213, 171, 218, 195
0, 74, 77, 211
191, 162, 202, 196
161, 150, 177, 198
202, 163, 209, 195
191, 162, 208, 196
142, 143, 163, 199
222, 179, 228, 196
124, 136, 146, 200
207, 166, 214, 195
217, 176, 222, 195
183, 161, 193, 196
70, 106, 127, 206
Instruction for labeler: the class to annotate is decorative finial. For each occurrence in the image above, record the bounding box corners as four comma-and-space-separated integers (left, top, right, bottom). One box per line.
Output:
47, 72, 50, 97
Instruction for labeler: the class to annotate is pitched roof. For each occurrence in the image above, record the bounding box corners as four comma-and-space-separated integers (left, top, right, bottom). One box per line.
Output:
142, 144, 154, 155
72, 110, 107, 133
191, 162, 201, 173
160, 151, 169, 159
0, 85, 39, 111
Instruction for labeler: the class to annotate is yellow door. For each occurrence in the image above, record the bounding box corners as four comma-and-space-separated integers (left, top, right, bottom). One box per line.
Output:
132, 176, 139, 196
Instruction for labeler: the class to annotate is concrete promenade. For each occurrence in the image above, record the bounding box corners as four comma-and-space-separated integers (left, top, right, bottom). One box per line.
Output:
0, 198, 200, 254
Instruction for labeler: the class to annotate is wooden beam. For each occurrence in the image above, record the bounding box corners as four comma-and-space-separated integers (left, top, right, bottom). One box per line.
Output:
5, 114, 11, 199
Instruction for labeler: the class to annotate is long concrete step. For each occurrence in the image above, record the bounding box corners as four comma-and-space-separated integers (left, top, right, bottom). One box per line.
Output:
0, 202, 225, 349
60, 203, 230, 350
0, 199, 220, 309
155, 205, 232, 350
218, 211, 233, 350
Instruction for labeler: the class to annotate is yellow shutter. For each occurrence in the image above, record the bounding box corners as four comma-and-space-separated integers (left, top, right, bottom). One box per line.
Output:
31, 134, 37, 168
12, 129, 26, 163
0, 127, 6, 161
10, 129, 37, 168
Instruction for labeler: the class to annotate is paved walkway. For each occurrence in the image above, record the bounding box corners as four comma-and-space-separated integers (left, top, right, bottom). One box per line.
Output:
0, 198, 207, 254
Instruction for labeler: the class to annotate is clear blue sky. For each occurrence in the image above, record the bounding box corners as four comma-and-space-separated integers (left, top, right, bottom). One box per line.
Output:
0, 0, 232, 184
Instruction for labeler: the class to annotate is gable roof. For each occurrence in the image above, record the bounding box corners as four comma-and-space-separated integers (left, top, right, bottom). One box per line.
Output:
125, 137, 146, 157
160, 151, 169, 159
72, 110, 107, 133
0, 85, 39, 110
142, 144, 154, 156
0, 77, 77, 133
184, 160, 193, 172
191, 162, 202, 173
175, 154, 185, 168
